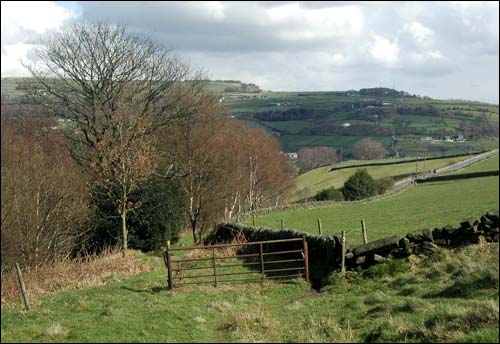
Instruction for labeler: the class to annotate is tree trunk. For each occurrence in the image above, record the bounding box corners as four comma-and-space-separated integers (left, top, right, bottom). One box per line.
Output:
121, 209, 128, 258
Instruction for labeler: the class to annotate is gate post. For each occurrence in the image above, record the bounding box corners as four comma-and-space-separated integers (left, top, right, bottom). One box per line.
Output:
341, 230, 346, 275
165, 241, 174, 289
303, 236, 310, 283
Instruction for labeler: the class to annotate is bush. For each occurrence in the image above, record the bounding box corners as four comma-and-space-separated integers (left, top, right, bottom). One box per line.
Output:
314, 187, 344, 201
375, 177, 394, 194
342, 169, 378, 201
86, 177, 186, 253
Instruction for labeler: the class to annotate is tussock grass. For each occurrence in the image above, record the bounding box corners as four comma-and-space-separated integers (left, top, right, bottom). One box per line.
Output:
1, 247, 150, 305
1, 237, 498, 343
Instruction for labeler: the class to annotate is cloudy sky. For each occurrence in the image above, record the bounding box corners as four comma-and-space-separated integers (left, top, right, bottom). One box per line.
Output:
2, 1, 499, 103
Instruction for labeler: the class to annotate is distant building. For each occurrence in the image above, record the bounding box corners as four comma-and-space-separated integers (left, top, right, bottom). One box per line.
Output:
280, 151, 297, 160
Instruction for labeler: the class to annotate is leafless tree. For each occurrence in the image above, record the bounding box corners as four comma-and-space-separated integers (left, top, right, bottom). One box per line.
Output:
353, 138, 388, 160
23, 22, 204, 166
1, 105, 90, 268
90, 108, 158, 256
296, 146, 337, 172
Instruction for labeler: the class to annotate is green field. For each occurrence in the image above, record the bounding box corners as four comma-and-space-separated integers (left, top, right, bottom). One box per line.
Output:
250, 156, 499, 245
2, 242, 498, 343
221, 89, 499, 157
291, 154, 472, 202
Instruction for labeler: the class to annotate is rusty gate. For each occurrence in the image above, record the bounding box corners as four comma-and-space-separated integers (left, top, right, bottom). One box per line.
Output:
163, 237, 309, 289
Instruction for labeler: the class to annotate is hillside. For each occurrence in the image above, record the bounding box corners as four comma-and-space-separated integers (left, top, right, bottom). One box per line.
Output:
2, 240, 498, 343
222, 88, 499, 159
3, 78, 498, 160
248, 155, 500, 244
291, 154, 472, 202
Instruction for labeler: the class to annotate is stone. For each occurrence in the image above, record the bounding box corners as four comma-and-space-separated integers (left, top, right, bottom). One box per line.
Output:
460, 220, 472, 229
421, 228, 433, 242
355, 256, 366, 265
345, 252, 354, 259
434, 238, 447, 246
432, 227, 444, 239
352, 236, 400, 257
373, 254, 387, 263
406, 233, 416, 241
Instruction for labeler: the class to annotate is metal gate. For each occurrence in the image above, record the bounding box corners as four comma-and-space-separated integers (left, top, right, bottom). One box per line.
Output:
163, 237, 309, 289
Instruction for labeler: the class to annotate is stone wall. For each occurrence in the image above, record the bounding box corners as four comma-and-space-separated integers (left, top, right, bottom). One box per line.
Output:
207, 213, 499, 280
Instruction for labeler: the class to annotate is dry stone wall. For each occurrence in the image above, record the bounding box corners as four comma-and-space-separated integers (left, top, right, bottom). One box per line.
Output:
207, 213, 499, 277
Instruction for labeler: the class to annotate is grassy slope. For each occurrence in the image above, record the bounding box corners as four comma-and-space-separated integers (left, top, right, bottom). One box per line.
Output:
291, 155, 469, 202
251, 156, 499, 244
2, 243, 498, 343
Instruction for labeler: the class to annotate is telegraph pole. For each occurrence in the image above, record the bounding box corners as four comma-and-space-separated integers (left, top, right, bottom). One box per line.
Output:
423, 152, 426, 174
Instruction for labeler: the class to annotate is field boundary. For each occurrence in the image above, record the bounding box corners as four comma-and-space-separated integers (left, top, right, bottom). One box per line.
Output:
235, 149, 498, 222
328, 150, 490, 172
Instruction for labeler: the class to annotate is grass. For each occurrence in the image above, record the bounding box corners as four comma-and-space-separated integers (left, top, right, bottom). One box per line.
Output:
1, 248, 151, 304
291, 154, 470, 202
249, 174, 499, 245
2, 240, 498, 343
444, 154, 499, 175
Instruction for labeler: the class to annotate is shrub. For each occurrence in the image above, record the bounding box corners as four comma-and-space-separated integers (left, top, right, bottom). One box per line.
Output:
314, 187, 344, 201
86, 177, 186, 253
342, 169, 378, 201
375, 177, 394, 194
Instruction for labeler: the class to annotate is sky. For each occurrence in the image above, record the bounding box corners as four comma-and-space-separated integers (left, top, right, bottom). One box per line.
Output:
1, 1, 499, 104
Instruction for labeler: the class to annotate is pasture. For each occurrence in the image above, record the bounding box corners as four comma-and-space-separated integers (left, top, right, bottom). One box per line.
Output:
251, 156, 499, 245
291, 154, 471, 202
2, 242, 498, 343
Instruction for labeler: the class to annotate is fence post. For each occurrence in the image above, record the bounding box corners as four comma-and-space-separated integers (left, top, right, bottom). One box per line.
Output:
252, 214, 256, 227
165, 241, 174, 290
302, 236, 310, 283
361, 220, 368, 245
317, 218, 323, 235
341, 230, 346, 275
15, 263, 30, 311
280, 218, 284, 229
212, 248, 217, 287
259, 243, 265, 282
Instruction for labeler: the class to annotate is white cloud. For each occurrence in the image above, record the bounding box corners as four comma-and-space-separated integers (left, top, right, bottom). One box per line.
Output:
369, 33, 400, 67
403, 21, 436, 48
266, 3, 364, 41
1, 1, 75, 76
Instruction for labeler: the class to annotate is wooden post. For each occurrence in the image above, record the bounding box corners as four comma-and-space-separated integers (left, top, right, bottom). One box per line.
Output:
317, 218, 323, 235
15, 263, 30, 310
303, 236, 310, 283
252, 214, 256, 226
280, 218, 284, 229
361, 220, 368, 245
165, 241, 173, 290
259, 243, 265, 281
341, 230, 346, 275
212, 248, 217, 287
423, 152, 426, 174
236, 214, 241, 223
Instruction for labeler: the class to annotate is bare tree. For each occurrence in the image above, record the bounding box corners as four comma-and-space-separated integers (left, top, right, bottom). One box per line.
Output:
296, 146, 337, 172
21, 22, 206, 254
90, 109, 158, 256
1, 105, 90, 268
353, 138, 388, 160
159, 95, 295, 244
23, 22, 204, 166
